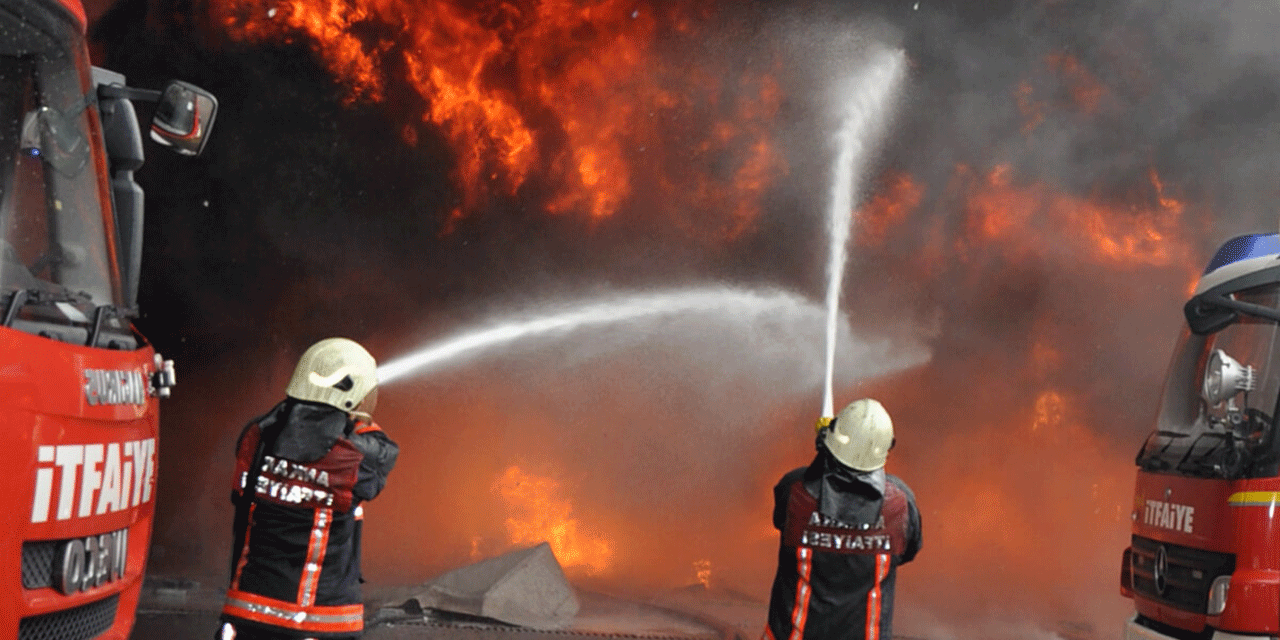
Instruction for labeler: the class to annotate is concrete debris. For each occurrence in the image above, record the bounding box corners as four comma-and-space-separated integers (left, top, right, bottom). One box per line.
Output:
408, 542, 580, 630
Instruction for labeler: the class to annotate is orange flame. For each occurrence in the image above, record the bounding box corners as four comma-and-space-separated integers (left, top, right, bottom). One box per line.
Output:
959, 164, 1193, 268
492, 465, 613, 574
209, 0, 785, 232
693, 558, 712, 589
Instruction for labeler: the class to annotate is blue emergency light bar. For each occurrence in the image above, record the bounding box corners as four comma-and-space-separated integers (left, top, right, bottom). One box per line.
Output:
1204, 233, 1280, 275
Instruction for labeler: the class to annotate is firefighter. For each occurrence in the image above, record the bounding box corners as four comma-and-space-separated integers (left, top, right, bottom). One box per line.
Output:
217, 338, 399, 640
763, 398, 922, 640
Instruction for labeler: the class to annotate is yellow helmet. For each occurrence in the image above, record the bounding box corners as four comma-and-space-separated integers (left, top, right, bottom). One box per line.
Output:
285, 338, 378, 413
825, 398, 894, 471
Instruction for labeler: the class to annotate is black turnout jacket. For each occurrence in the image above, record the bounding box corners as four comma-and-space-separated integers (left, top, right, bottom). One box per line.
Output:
220, 399, 398, 638
763, 447, 921, 640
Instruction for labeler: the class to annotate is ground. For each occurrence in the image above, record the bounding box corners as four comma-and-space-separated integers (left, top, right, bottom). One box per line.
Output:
129, 578, 765, 640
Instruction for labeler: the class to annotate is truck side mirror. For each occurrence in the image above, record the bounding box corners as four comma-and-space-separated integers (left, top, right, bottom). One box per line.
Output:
1185, 297, 1237, 336
149, 80, 217, 156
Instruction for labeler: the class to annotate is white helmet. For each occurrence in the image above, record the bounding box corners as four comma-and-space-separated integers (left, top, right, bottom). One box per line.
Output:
285, 338, 378, 413
825, 398, 894, 471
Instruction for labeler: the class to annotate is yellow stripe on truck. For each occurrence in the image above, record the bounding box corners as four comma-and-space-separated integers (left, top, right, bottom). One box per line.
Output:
1228, 491, 1280, 506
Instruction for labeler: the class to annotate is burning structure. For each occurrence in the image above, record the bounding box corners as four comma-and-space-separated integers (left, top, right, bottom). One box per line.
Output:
84, 0, 1280, 638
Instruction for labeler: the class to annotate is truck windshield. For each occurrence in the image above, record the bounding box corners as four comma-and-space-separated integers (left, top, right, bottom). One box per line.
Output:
0, 0, 128, 345
1137, 284, 1280, 479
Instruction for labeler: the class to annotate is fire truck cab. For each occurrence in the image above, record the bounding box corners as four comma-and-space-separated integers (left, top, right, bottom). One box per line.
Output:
0, 0, 216, 637
1123, 233, 1280, 640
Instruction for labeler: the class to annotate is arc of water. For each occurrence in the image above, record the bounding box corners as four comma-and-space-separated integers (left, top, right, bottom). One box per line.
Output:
820, 48, 907, 419
377, 286, 815, 385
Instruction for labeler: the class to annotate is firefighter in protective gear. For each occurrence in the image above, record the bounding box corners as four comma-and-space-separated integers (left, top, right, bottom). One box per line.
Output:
763, 398, 922, 640
217, 338, 399, 640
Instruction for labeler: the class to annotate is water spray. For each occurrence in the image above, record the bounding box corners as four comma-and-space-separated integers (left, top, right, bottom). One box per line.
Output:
378, 286, 819, 385
820, 48, 907, 419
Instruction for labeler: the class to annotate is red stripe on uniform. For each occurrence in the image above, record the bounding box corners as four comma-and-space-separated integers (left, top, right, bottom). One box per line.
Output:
864, 553, 890, 640
760, 624, 778, 640
788, 547, 813, 640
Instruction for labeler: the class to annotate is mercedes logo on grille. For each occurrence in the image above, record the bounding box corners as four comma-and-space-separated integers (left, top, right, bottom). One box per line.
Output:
1154, 544, 1169, 596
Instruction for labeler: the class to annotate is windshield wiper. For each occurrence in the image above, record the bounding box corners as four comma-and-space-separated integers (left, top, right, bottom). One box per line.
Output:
86, 304, 137, 348
1136, 430, 1189, 468
3, 287, 108, 326
0, 288, 78, 326
2, 287, 92, 323
1176, 432, 1228, 469
3, 289, 29, 326
1176, 431, 1250, 478
5, 288, 138, 348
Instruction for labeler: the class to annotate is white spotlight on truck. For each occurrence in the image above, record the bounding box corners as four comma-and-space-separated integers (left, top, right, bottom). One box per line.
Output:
1202, 348, 1256, 406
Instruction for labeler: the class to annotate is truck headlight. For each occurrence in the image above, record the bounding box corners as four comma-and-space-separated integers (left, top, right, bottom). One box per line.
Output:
1207, 575, 1230, 615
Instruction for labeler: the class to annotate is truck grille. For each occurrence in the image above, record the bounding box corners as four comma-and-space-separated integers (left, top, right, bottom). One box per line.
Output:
18, 593, 118, 640
1129, 535, 1234, 613
21, 541, 58, 589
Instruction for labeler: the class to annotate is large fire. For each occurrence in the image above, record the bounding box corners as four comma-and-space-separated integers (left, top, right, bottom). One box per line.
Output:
206, 0, 784, 233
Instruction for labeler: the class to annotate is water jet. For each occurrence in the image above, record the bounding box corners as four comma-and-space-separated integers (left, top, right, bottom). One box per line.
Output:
820, 47, 907, 418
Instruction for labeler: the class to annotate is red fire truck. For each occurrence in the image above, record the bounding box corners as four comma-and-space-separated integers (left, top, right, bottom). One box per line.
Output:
1122, 232, 1280, 640
1, 0, 216, 637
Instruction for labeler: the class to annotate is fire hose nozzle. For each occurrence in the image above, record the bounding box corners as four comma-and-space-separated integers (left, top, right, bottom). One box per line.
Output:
815, 416, 834, 434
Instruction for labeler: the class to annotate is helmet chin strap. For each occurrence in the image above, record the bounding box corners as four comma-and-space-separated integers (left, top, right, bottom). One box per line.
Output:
349, 410, 373, 422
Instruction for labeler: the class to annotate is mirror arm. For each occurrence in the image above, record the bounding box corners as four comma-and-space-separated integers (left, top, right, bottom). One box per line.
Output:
97, 85, 164, 103
1201, 294, 1280, 324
